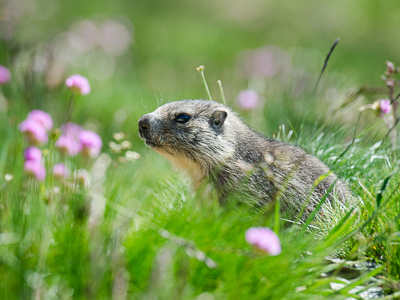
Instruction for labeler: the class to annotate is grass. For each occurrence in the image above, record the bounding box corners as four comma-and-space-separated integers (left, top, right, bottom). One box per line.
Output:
1, 2, 400, 297
1, 64, 400, 299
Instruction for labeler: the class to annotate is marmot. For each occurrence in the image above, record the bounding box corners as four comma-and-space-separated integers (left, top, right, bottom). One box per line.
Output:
138, 100, 349, 217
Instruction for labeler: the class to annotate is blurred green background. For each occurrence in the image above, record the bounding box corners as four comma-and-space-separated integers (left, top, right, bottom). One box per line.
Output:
2, 0, 399, 142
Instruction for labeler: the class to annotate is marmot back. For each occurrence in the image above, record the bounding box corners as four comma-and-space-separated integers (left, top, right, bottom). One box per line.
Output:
138, 100, 350, 217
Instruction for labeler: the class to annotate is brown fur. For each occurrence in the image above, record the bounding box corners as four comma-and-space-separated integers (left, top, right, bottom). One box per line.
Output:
138, 100, 350, 216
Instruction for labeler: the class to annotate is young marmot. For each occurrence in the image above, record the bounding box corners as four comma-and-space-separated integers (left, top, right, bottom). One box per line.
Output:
138, 100, 349, 216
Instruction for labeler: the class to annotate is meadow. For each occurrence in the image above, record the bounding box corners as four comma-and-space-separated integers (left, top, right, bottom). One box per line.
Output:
1, 0, 400, 299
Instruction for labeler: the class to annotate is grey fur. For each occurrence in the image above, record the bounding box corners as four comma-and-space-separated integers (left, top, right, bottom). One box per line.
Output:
138, 100, 350, 216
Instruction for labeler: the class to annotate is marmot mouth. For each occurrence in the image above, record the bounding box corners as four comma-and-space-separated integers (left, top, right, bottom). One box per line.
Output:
145, 140, 157, 148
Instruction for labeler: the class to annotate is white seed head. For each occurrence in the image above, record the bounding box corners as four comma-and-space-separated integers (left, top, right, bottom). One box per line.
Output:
126, 151, 141, 161
5, 174, 13, 181
121, 140, 131, 149
113, 132, 125, 141
109, 141, 122, 153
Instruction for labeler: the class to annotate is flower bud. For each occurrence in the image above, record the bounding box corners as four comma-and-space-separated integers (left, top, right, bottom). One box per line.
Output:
386, 61, 395, 73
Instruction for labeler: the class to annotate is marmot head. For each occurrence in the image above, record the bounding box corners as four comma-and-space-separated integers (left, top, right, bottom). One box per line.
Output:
138, 100, 238, 173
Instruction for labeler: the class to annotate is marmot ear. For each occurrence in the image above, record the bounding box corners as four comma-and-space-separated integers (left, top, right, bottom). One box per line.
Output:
212, 109, 228, 128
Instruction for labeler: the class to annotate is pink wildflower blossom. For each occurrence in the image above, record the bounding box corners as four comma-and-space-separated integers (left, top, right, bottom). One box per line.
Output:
24, 160, 46, 181
79, 130, 102, 157
61, 122, 82, 138
379, 99, 391, 115
53, 163, 70, 180
237, 89, 261, 110
245, 227, 281, 255
55, 135, 82, 156
238, 46, 290, 78
18, 118, 48, 145
65, 74, 91, 95
24, 147, 42, 162
0, 66, 11, 84
27, 110, 53, 131
386, 61, 395, 73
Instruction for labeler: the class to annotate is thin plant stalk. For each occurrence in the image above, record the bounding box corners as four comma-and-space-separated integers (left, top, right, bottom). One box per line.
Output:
334, 110, 363, 165
298, 38, 340, 142
64, 93, 76, 124
217, 80, 226, 105
197, 65, 213, 101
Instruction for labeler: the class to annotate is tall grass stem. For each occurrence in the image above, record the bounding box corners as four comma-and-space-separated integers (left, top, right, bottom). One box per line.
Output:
217, 80, 226, 105
64, 93, 75, 124
298, 38, 340, 142
197, 65, 213, 101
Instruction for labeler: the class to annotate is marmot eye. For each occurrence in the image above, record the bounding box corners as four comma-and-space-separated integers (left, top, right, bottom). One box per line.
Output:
175, 113, 191, 123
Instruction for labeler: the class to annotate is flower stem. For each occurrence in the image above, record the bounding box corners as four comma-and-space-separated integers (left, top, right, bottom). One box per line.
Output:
64, 93, 75, 124
197, 65, 213, 101
298, 38, 340, 143
217, 80, 226, 105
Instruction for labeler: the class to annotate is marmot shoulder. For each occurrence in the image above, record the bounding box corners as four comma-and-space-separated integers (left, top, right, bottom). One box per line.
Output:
138, 100, 350, 216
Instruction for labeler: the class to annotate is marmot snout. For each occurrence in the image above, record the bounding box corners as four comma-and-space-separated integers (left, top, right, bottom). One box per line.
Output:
138, 100, 350, 216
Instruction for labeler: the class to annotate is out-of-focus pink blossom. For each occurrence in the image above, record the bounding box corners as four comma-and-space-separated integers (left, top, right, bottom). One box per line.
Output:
27, 110, 53, 131
67, 20, 99, 52
386, 61, 395, 73
79, 130, 102, 157
24, 160, 46, 181
379, 99, 392, 115
61, 122, 82, 138
99, 20, 132, 56
237, 46, 290, 78
0, 66, 11, 84
55, 135, 82, 156
245, 227, 281, 256
56, 122, 83, 156
237, 89, 261, 110
53, 163, 70, 180
371, 99, 392, 117
65, 74, 91, 95
18, 118, 48, 145
24, 147, 42, 162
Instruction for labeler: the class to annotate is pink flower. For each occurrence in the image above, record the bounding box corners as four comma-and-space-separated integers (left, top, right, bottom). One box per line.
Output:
55, 135, 82, 156
56, 123, 83, 156
61, 122, 82, 137
237, 89, 261, 110
53, 163, 70, 180
379, 99, 391, 115
386, 61, 395, 73
65, 74, 91, 95
18, 118, 48, 145
79, 130, 102, 157
27, 110, 53, 131
24, 160, 46, 181
238, 46, 290, 78
0, 66, 11, 84
245, 227, 281, 255
24, 147, 42, 162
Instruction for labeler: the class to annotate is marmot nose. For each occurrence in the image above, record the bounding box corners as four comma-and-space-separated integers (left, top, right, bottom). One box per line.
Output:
138, 115, 151, 136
